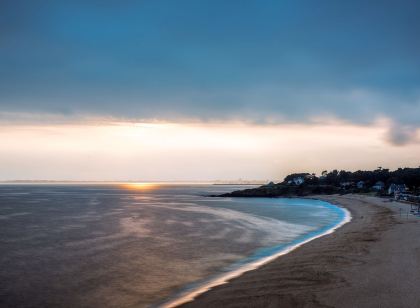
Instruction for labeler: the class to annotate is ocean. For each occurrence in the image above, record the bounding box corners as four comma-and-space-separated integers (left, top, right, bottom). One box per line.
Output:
0, 184, 348, 308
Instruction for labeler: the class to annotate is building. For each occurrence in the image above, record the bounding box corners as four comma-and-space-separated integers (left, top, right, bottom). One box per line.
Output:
372, 181, 385, 191
388, 183, 406, 195
357, 181, 365, 189
340, 181, 352, 188
287, 176, 305, 185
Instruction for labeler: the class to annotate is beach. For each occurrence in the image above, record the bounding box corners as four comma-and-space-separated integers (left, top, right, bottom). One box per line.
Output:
181, 195, 420, 307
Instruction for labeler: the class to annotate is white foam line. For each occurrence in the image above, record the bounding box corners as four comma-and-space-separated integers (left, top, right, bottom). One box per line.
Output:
159, 204, 351, 308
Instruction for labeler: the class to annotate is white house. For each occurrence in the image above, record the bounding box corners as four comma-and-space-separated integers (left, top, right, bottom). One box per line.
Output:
388, 183, 406, 195
288, 176, 305, 185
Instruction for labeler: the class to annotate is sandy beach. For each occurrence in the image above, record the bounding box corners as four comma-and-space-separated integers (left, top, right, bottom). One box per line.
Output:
180, 194, 420, 307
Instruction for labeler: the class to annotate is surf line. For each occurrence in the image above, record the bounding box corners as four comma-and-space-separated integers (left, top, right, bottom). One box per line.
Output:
159, 202, 351, 308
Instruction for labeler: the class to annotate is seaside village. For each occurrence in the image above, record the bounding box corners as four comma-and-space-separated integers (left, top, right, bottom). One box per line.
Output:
286, 175, 411, 199
280, 168, 420, 212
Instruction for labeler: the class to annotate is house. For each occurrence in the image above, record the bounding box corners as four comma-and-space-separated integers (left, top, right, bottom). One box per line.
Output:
340, 181, 352, 188
388, 183, 406, 195
357, 181, 365, 189
287, 176, 305, 185
372, 181, 385, 191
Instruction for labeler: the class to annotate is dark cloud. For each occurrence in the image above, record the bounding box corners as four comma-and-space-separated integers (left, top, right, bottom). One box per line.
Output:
387, 123, 419, 146
1, 0, 420, 142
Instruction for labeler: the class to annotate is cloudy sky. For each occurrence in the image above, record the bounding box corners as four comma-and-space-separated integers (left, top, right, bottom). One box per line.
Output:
1, 0, 420, 181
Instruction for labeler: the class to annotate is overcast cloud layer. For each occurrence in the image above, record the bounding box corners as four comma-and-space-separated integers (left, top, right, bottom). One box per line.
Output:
1, 0, 420, 143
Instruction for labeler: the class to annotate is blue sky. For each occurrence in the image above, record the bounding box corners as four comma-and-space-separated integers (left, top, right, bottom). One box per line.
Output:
2, 0, 419, 127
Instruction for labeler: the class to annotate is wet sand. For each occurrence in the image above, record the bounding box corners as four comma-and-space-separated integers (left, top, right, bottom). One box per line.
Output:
181, 195, 420, 307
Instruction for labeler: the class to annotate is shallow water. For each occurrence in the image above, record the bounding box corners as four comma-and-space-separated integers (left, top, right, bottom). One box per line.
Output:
0, 184, 345, 308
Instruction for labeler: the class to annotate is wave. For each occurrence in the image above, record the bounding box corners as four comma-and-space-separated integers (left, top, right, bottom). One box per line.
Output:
157, 200, 351, 308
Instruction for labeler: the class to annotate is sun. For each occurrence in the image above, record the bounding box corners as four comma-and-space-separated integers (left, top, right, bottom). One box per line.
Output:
121, 182, 159, 191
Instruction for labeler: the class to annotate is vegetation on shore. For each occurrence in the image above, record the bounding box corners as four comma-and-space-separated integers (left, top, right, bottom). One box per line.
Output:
219, 167, 420, 198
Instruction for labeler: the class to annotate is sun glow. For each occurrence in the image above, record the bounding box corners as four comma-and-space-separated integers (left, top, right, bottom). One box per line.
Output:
122, 182, 160, 191
1, 120, 420, 182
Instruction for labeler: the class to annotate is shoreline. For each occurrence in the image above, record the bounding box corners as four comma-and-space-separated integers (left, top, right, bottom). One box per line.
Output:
158, 199, 351, 308
179, 194, 420, 307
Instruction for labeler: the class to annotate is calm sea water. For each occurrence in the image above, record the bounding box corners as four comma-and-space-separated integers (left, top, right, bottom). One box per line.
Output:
0, 184, 345, 308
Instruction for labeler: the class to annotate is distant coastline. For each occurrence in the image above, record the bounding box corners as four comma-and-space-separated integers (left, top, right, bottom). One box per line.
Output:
0, 180, 265, 185
212, 183, 260, 186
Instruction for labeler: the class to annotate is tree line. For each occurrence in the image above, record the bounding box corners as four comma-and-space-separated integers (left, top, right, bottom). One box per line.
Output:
283, 167, 420, 191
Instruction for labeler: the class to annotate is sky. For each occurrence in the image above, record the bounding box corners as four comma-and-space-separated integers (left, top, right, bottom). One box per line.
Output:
1, 0, 420, 181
